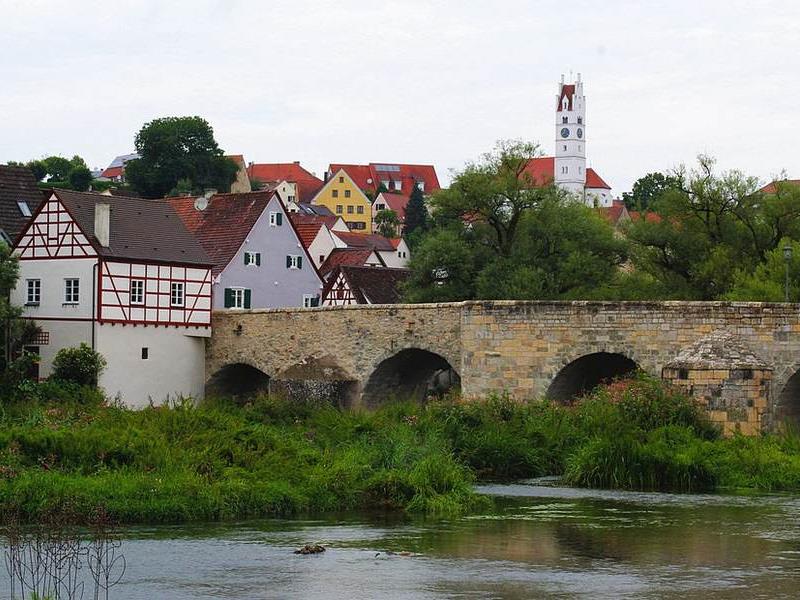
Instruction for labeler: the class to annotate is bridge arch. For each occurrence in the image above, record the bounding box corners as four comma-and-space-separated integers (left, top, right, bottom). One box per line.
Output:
361, 347, 461, 407
775, 367, 800, 427
546, 351, 639, 403
206, 362, 272, 400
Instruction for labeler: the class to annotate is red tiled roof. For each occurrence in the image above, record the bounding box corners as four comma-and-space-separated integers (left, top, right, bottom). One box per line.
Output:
319, 247, 384, 278
597, 202, 628, 225
557, 84, 576, 111
289, 212, 339, 231
294, 221, 324, 248
333, 231, 395, 252
167, 190, 273, 276
0, 165, 46, 242
760, 180, 800, 194
375, 192, 410, 221
520, 157, 611, 190
247, 162, 323, 202
100, 166, 124, 179
586, 168, 611, 190
329, 163, 440, 194
389, 238, 403, 249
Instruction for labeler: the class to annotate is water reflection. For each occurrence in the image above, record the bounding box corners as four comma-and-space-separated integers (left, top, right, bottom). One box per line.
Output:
3, 483, 800, 599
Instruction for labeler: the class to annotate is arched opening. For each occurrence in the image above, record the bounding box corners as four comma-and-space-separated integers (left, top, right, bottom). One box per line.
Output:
776, 370, 800, 427
546, 352, 638, 404
361, 348, 461, 407
206, 363, 270, 400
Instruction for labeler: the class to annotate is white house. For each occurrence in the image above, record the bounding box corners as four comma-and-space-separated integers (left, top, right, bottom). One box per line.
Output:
332, 231, 410, 269
12, 190, 213, 407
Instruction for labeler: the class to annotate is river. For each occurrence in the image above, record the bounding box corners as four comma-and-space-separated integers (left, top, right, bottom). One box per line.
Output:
4, 480, 800, 598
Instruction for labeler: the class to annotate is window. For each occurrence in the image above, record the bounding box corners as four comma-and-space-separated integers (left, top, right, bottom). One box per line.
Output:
376, 203, 385, 211
338, 176, 344, 183
336, 205, 343, 214
417, 181, 425, 192
130, 279, 144, 304
578, 116, 583, 124
393, 181, 401, 191
269, 211, 283, 226
347, 205, 354, 214
303, 294, 320, 308
26, 279, 40, 305
344, 189, 351, 198
64, 278, 79, 304
563, 145, 567, 151
170, 282, 184, 307
381, 180, 390, 189
244, 251, 261, 266
224, 287, 251, 309
357, 205, 364, 214
332, 189, 339, 198
141, 347, 149, 360
17, 201, 31, 217
319, 255, 325, 264
286, 255, 303, 269
562, 116, 568, 124
288, 195, 296, 202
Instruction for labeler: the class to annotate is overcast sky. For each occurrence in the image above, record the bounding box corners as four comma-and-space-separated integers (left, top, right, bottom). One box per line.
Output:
1, 0, 798, 193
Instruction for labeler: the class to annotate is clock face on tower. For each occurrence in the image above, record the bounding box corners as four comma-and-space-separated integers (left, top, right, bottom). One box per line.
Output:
560, 127, 570, 138
577, 128, 583, 139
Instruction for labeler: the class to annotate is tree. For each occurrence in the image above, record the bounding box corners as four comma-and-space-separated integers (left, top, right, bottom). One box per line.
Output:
624, 155, 800, 299
68, 167, 93, 192
726, 238, 800, 302
125, 116, 239, 199
622, 172, 681, 211
52, 343, 106, 387
403, 183, 429, 238
374, 209, 400, 238
433, 139, 558, 257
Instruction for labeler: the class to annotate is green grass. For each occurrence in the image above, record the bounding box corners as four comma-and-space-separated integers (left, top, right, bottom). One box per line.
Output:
1, 375, 800, 524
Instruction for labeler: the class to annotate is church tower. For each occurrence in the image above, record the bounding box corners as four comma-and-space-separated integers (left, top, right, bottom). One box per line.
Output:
554, 73, 587, 196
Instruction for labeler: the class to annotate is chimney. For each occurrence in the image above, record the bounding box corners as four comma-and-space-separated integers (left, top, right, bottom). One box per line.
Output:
294, 160, 300, 165
95, 203, 110, 247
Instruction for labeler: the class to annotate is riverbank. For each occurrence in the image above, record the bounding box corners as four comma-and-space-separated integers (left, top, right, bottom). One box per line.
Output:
1, 375, 800, 524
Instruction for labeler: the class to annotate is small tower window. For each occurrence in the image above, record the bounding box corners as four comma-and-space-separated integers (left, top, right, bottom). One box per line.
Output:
563, 145, 567, 151
562, 116, 568, 124
577, 117, 583, 124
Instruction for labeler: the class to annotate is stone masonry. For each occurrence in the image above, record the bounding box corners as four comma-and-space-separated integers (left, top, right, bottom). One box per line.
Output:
207, 301, 800, 431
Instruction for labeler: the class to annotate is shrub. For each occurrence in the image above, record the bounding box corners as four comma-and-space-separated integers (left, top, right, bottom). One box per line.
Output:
51, 344, 106, 387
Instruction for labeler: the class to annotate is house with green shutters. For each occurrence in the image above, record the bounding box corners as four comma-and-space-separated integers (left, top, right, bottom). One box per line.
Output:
168, 190, 323, 309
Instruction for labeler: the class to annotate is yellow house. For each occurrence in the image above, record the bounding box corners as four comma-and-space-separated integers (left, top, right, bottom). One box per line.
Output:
310, 168, 372, 232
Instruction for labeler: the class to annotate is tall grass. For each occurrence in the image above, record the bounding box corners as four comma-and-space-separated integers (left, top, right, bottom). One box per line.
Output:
1, 374, 800, 525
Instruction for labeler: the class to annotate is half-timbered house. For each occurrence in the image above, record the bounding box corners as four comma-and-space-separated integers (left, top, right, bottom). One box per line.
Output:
12, 189, 213, 406
322, 265, 409, 306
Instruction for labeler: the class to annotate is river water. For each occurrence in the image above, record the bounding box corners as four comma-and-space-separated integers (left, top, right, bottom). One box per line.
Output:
5, 480, 800, 599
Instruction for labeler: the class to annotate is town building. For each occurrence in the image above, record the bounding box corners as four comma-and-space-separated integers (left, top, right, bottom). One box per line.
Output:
371, 191, 408, 237
319, 247, 385, 280
98, 153, 139, 182
247, 162, 324, 203
322, 265, 410, 306
327, 163, 440, 196
522, 74, 613, 207
226, 155, 252, 193
291, 213, 347, 268
0, 165, 45, 244
311, 169, 373, 232
12, 189, 213, 406
168, 190, 323, 309
332, 231, 410, 268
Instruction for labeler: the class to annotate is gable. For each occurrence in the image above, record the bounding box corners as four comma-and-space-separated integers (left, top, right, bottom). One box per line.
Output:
311, 169, 371, 206
15, 194, 97, 259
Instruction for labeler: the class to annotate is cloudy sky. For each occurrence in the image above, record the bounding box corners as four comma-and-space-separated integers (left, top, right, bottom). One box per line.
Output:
1, 0, 798, 193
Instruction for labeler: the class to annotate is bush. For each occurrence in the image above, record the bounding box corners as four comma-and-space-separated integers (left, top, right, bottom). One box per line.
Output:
51, 344, 106, 387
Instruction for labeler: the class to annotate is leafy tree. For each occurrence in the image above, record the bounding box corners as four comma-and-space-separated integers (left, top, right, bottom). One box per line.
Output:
374, 209, 400, 238
622, 172, 681, 211
726, 238, 800, 302
433, 139, 557, 257
403, 183, 429, 238
125, 116, 239, 199
623, 155, 797, 299
52, 343, 107, 387
68, 167, 93, 192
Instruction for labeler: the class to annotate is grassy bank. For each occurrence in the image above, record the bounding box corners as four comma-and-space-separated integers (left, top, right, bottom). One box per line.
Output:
1, 375, 800, 524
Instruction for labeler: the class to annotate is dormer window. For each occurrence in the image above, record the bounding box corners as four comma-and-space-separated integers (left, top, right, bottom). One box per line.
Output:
17, 201, 31, 217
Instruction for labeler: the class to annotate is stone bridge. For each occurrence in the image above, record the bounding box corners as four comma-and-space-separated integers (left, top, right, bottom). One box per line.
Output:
206, 301, 800, 433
